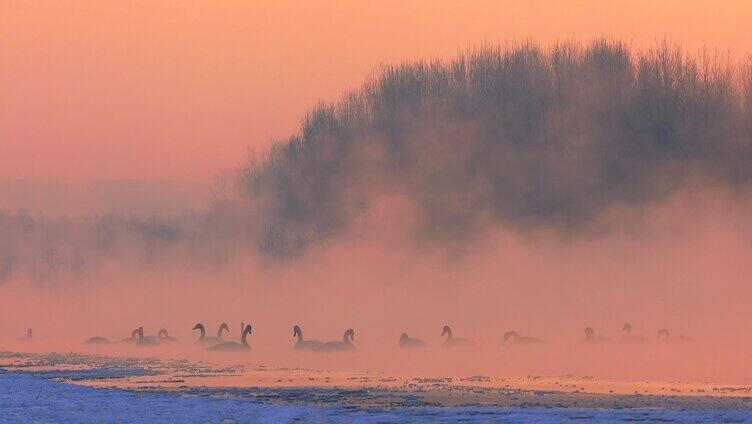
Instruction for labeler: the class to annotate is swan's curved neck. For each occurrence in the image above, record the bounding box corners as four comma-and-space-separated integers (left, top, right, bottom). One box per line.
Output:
217, 325, 227, 338
294, 327, 303, 342
241, 326, 251, 346
197, 326, 205, 339
503, 331, 518, 343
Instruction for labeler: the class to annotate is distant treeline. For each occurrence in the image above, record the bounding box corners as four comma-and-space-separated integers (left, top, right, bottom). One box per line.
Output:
242, 39, 752, 256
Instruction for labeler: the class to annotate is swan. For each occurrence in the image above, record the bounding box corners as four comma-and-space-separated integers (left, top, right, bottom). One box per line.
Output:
313, 329, 355, 352
293, 325, 323, 350
86, 328, 139, 345
502, 330, 545, 346
207, 324, 252, 351
442, 325, 475, 348
193, 322, 229, 344
583, 327, 611, 344
119, 328, 142, 344
133, 327, 158, 346
399, 332, 426, 348
621, 323, 646, 343
18, 329, 32, 342
657, 328, 692, 343
158, 329, 177, 342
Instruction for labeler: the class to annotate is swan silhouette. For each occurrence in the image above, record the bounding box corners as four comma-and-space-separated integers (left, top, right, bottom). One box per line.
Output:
85, 328, 138, 345
84, 336, 110, 345
442, 325, 475, 347
313, 329, 355, 352
84, 327, 154, 345
18, 329, 32, 342
399, 333, 426, 348
193, 322, 229, 344
583, 327, 611, 343
119, 328, 142, 344
133, 327, 158, 346
207, 324, 252, 351
502, 331, 545, 346
657, 328, 692, 343
621, 323, 646, 343
158, 329, 176, 342
293, 325, 323, 350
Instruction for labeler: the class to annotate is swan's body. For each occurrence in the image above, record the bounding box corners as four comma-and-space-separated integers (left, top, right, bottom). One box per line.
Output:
293, 325, 323, 350
583, 327, 612, 344
621, 323, 646, 343
84, 336, 110, 345
502, 331, 545, 346
158, 329, 176, 342
657, 329, 692, 343
18, 329, 32, 342
399, 333, 426, 348
133, 327, 158, 346
193, 323, 229, 344
142, 334, 159, 344
314, 329, 355, 352
207, 324, 252, 351
442, 326, 475, 348
119, 328, 142, 344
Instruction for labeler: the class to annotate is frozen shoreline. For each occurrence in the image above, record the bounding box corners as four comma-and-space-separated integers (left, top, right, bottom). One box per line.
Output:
4, 370, 752, 423
2, 351, 752, 423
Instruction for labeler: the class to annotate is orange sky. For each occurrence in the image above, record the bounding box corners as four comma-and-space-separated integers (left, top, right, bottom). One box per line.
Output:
1, 0, 751, 181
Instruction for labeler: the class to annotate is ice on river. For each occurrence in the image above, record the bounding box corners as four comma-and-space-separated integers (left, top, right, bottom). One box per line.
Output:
2, 369, 751, 423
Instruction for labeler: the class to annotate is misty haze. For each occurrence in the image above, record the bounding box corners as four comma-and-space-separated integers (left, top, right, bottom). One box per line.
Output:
1, 2, 751, 423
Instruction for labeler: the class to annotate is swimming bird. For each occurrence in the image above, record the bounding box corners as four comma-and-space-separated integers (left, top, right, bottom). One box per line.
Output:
656, 328, 692, 343
313, 329, 356, 352
207, 324, 252, 351
442, 325, 475, 348
133, 327, 158, 346
119, 328, 142, 344
18, 329, 32, 342
158, 329, 176, 342
583, 327, 611, 344
193, 322, 229, 344
621, 323, 646, 343
399, 332, 426, 348
293, 325, 323, 350
502, 331, 545, 346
